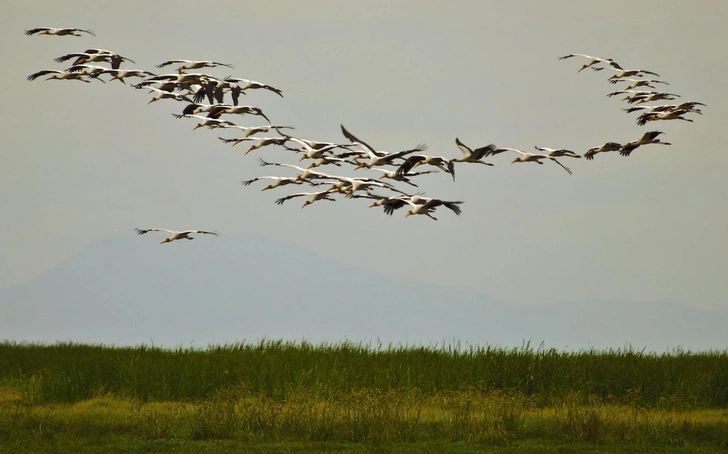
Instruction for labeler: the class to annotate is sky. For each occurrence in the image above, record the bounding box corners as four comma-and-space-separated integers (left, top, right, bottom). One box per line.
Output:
2, 1, 727, 316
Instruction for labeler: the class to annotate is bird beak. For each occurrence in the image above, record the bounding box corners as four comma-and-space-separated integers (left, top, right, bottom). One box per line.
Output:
511, 158, 518, 164
378, 174, 385, 179
299, 155, 306, 162
147, 98, 156, 104
368, 202, 377, 208
405, 212, 412, 218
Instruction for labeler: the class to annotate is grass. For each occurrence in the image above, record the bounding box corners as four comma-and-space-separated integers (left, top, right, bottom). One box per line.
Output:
1, 340, 727, 452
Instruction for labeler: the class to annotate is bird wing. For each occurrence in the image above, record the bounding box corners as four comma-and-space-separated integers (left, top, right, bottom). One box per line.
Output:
549, 158, 573, 175
395, 155, 426, 176
455, 138, 473, 156
134, 228, 174, 235
182, 230, 218, 236
340, 124, 377, 155
27, 70, 62, 81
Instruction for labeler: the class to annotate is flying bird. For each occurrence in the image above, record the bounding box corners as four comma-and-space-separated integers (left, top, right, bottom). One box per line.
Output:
274, 190, 340, 208
558, 53, 621, 72
533, 146, 581, 158
584, 142, 623, 160
619, 131, 671, 156
134, 228, 218, 244
223, 77, 284, 97
486, 148, 573, 175
25, 27, 95, 37
339, 124, 426, 170
156, 60, 234, 73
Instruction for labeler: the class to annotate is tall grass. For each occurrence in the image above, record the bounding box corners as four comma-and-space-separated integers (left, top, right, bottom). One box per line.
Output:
0, 340, 726, 408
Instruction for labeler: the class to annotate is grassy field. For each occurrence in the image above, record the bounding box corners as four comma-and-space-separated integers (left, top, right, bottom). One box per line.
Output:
1, 340, 727, 453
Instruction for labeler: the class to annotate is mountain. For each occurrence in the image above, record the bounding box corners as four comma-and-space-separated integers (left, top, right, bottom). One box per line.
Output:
1, 234, 726, 351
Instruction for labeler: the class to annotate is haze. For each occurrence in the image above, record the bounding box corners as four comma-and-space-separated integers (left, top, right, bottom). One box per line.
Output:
2, 2, 727, 347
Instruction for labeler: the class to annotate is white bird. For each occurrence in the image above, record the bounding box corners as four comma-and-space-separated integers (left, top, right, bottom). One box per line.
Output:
488, 148, 573, 175
218, 136, 288, 154
134, 228, 218, 244
92, 68, 157, 84
594, 66, 660, 80
619, 131, 671, 157
447, 138, 497, 182
623, 102, 705, 115
584, 142, 623, 160
395, 154, 454, 181
623, 91, 680, 104
256, 159, 332, 183
371, 167, 437, 187
558, 53, 621, 72
146, 88, 194, 104
306, 156, 358, 169
172, 114, 237, 130
403, 197, 464, 221
274, 190, 339, 208
54, 51, 135, 69
282, 136, 343, 162
636, 109, 696, 126
156, 60, 234, 73
319, 174, 406, 196
223, 77, 283, 97
339, 124, 426, 170
534, 146, 581, 158
27, 69, 94, 83
241, 176, 318, 191
25, 27, 95, 37
608, 78, 670, 90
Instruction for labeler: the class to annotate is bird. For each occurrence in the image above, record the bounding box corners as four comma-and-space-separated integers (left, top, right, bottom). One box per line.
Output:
256, 160, 340, 184
27, 69, 94, 83
349, 192, 424, 215
619, 131, 671, 156
558, 53, 621, 72
447, 138, 497, 182
487, 148, 573, 175
319, 174, 407, 196
54, 51, 135, 69
608, 78, 670, 90
173, 114, 237, 130
241, 176, 318, 191
636, 109, 696, 126
280, 136, 342, 162
25, 27, 95, 37
623, 101, 705, 116
134, 228, 218, 244
371, 167, 437, 187
339, 124, 426, 170
206, 105, 271, 123
534, 146, 581, 158
402, 196, 464, 221
156, 60, 234, 73
91, 68, 156, 84
625, 92, 681, 105
225, 125, 295, 138
584, 142, 623, 160
274, 190, 340, 208
146, 88, 194, 104
223, 77, 284, 97
595, 66, 661, 80
394, 155, 454, 181
306, 156, 358, 169
218, 136, 288, 154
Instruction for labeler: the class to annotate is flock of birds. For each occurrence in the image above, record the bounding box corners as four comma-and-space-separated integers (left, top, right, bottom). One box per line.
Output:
26, 30, 706, 244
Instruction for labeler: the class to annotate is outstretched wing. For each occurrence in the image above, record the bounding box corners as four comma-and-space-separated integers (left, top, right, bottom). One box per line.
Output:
134, 228, 174, 235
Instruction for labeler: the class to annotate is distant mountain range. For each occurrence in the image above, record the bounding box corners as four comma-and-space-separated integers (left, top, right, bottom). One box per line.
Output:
1, 235, 726, 351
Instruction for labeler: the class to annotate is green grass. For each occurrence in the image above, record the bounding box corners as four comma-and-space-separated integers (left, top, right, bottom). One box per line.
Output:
1, 340, 727, 452
1, 340, 727, 407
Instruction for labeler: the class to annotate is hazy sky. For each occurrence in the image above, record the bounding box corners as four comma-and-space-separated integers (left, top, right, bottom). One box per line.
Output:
3, 1, 727, 312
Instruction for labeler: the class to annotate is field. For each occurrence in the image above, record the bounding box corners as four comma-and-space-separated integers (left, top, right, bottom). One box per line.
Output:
1, 340, 727, 453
